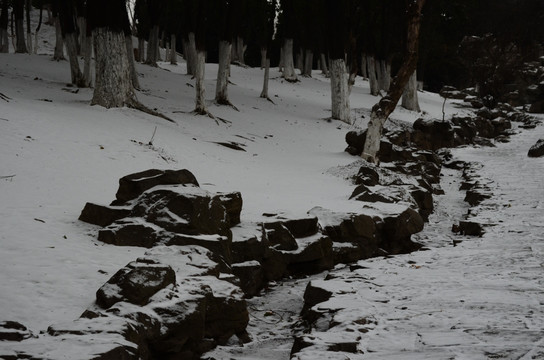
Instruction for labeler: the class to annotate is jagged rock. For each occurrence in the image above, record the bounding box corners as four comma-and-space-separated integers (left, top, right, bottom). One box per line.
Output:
282, 216, 319, 238
412, 118, 455, 150
528, 139, 544, 157
349, 184, 395, 203
345, 129, 367, 156
213, 192, 242, 227
464, 189, 492, 206
79, 202, 132, 227
380, 207, 424, 254
354, 164, 380, 186
410, 186, 434, 221
96, 259, 176, 309
98, 220, 161, 248
439, 85, 466, 99
302, 281, 333, 313
458, 221, 485, 236
451, 116, 478, 145
286, 236, 333, 275
0, 321, 32, 342
112, 169, 199, 205
231, 231, 266, 263
262, 222, 298, 251
232, 261, 265, 297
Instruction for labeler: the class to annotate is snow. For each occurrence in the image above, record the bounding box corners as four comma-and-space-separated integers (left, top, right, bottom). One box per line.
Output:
1, 14, 544, 359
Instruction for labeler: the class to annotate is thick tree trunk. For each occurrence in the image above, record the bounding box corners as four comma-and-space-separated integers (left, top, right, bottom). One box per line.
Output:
215, 40, 231, 105
145, 25, 159, 66
125, 34, 140, 90
0, 29, 7, 52
377, 59, 391, 92
186, 32, 197, 75
83, 34, 92, 87
137, 37, 145, 62
260, 47, 267, 69
0, 0, 7, 53
91, 27, 136, 108
402, 70, 420, 112
64, 32, 85, 86
53, 16, 64, 60
330, 58, 350, 124
170, 34, 177, 65
282, 38, 298, 82
260, 58, 270, 99
320, 53, 329, 77
194, 50, 207, 114
15, 18, 27, 53
368, 55, 379, 95
302, 49, 313, 77
362, 0, 426, 163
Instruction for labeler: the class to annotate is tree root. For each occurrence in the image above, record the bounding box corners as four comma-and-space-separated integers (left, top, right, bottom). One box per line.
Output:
215, 98, 239, 111
128, 100, 174, 122
260, 95, 276, 105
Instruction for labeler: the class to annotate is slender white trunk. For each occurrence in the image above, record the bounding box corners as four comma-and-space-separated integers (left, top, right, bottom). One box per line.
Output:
362, 110, 386, 163
282, 38, 298, 82
137, 37, 145, 62
330, 58, 350, 124
145, 25, 159, 66
368, 55, 379, 95
53, 17, 64, 60
260, 47, 267, 69
0, 29, 8, 53
194, 50, 207, 114
170, 34, 177, 65
186, 32, 197, 75
92, 27, 136, 108
65, 32, 84, 86
361, 54, 368, 78
402, 70, 420, 112
215, 40, 231, 104
125, 34, 140, 90
260, 58, 270, 99
83, 34, 92, 87
320, 53, 329, 77
303, 49, 313, 77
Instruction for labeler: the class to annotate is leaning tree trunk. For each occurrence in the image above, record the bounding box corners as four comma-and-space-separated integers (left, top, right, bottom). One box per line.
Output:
330, 58, 350, 124
92, 27, 137, 108
302, 49, 313, 77
362, 0, 426, 164
215, 40, 232, 105
282, 38, 298, 82
64, 32, 85, 86
194, 50, 207, 114
170, 34, 177, 65
401, 70, 420, 112
53, 16, 64, 60
320, 53, 329, 77
260, 57, 271, 100
126, 34, 140, 89
145, 25, 159, 66
368, 55, 379, 95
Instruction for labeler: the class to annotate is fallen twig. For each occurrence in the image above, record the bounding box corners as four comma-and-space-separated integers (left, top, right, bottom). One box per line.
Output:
0, 92, 11, 102
1, 174, 16, 180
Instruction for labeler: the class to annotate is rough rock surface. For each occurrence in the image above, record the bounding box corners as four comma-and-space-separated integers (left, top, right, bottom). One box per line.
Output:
528, 138, 544, 157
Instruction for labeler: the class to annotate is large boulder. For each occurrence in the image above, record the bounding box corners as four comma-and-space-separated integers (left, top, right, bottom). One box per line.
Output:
78, 203, 132, 227
412, 118, 455, 150
0, 321, 33, 342
528, 139, 544, 157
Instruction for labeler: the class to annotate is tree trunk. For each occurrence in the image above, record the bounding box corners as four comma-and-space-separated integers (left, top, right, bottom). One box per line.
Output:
194, 50, 207, 114
401, 70, 420, 112
368, 55, 379, 95
186, 32, 197, 75
137, 37, 145, 62
361, 54, 368, 78
377, 59, 391, 92
0, 28, 7, 53
215, 40, 231, 105
14, 0, 27, 53
260, 58, 270, 99
25, 0, 31, 54
362, 0, 426, 163
0, 0, 8, 53
125, 34, 140, 90
145, 25, 159, 66
282, 38, 298, 82
53, 16, 64, 60
302, 49, 313, 77
278, 47, 284, 72
320, 53, 329, 77
77, 16, 85, 55
91, 27, 136, 108
83, 34, 92, 87
235, 36, 245, 64
296, 48, 303, 72
330, 58, 350, 124
170, 33, 177, 65
260, 47, 267, 69
65, 32, 85, 86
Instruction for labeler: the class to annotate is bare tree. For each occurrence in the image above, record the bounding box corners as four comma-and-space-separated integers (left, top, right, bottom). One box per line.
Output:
14, 0, 28, 53
0, 0, 9, 53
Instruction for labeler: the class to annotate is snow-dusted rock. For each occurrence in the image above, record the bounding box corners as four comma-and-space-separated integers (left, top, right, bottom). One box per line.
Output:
78, 202, 132, 227
0, 321, 33, 342
528, 138, 544, 157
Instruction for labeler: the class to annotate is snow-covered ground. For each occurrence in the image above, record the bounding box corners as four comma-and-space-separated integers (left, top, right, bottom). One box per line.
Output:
1, 17, 543, 359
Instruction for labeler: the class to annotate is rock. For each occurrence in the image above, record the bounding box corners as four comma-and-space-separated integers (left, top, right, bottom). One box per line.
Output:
528, 139, 544, 157
349, 184, 395, 203
213, 192, 243, 227
464, 189, 492, 206
439, 85, 466, 99
410, 186, 434, 221
458, 221, 485, 236
262, 222, 298, 251
0, 321, 32, 342
79, 202, 132, 227
282, 216, 319, 238
529, 100, 544, 113
286, 236, 333, 275
232, 261, 265, 297
345, 130, 367, 156
354, 164, 380, 186
451, 116, 478, 145
98, 220, 161, 248
203, 291, 249, 344
113, 169, 200, 205
412, 118, 455, 150
302, 281, 333, 313
380, 207, 424, 254
231, 231, 266, 263
96, 259, 176, 309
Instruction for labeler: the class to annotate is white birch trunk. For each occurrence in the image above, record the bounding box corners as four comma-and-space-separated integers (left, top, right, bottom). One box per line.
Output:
330, 58, 351, 124
53, 17, 64, 60
0, 29, 8, 53
170, 34, 177, 65
260, 47, 267, 69
186, 32, 197, 76
368, 55, 379, 95
137, 37, 145, 62
65, 32, 84, 86
91, 27, 135, 108
361, 110, 386, 163
83, 34, 92, 87
282, 38, 298, 82
145, 25, 159, 66
194, 50, 207, 114
401, 70, 420, 112
320, 53, 329, 77
215, 40, 231, 105
125, 34, 140, 90
260, 58, 270, 99
303, 49, 313, 77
